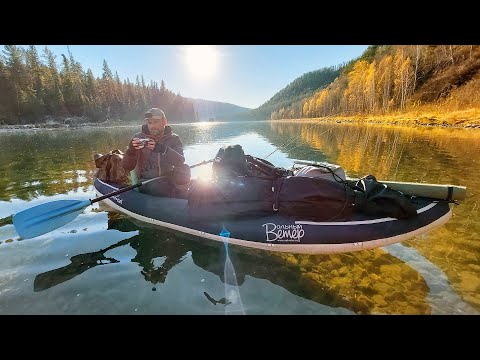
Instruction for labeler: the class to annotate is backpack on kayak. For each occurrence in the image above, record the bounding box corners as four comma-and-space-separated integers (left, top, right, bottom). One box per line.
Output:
212, 144, 291, 181
212, 144, 250, 180
94, 149, 131, 186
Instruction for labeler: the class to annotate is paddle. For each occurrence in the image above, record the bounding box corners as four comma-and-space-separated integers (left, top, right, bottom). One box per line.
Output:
13, 159, 214, 239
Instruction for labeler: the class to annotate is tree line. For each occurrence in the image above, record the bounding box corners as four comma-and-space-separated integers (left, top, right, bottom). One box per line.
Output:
0, 45, 197, 125
271, 45, 480, 120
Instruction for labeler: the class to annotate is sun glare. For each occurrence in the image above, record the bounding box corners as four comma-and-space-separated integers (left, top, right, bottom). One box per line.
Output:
184, 45, 219, 80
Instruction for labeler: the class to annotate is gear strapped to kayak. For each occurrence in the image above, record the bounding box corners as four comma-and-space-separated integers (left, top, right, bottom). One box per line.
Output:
14, 138, 465, 254
185, 144, 425, 222
94, 149, 131, 186
88, 143, 466, 254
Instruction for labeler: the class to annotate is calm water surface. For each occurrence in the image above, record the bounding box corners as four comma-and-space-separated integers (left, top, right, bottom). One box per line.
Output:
0, 120, 479, 314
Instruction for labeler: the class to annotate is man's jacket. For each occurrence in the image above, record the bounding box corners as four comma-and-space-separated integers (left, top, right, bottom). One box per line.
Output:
122, 124, 185, 180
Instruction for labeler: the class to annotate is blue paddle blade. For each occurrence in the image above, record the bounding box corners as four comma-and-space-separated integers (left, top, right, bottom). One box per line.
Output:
13, 199, 91, 239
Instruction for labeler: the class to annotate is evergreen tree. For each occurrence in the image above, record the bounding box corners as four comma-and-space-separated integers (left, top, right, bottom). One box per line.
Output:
2, 45, 26, 116
24, 45, 45, 119
42, 46, 65, 116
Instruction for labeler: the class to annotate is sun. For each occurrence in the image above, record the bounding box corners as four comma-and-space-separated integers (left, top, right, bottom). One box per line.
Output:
184, 45, 219, 80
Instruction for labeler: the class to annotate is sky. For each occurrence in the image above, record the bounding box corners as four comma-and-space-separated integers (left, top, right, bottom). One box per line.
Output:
24, 45, 369, 109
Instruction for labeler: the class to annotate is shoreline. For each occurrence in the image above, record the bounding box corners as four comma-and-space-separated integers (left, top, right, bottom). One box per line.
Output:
284, 108, 480, 130
0, 120, 136, 132
1, 111, 480, 131
278, 117, 480, 130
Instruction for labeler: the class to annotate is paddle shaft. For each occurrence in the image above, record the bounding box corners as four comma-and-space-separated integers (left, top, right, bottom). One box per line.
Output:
91, 179, 155, 204
91, 159, 215, 204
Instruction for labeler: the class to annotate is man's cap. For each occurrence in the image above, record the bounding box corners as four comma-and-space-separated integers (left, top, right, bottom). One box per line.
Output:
144, 108, 165, 120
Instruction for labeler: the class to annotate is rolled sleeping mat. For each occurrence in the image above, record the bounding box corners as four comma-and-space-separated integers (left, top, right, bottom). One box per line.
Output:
293, 161, 467, 201
374, 180, 466, 201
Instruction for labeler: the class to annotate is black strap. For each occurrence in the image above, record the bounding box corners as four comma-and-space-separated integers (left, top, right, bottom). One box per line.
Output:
446, 186, 453, 202
246, 155, 288, 178
273, 178, 284, 212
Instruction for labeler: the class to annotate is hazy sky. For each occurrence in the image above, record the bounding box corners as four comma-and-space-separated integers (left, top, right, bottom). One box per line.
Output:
24, 45, 369, 109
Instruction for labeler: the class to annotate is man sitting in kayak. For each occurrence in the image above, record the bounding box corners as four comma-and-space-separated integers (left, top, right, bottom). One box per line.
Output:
122, 108, 187, 197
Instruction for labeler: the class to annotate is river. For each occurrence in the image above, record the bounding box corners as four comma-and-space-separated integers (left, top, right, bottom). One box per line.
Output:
0, 120, 478, 314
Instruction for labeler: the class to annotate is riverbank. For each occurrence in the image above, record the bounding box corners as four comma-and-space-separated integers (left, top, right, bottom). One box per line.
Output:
2, 108, 480, 131
0, 117, 132, 132
293, 108, 480, 129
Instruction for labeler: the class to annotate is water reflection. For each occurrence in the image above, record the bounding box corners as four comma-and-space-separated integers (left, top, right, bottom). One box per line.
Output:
223, 239, 246, 315
2, 121, 480, 313
32, 213, 438, 314
267, 121, 480, 311
268, 121, 478, 182
33, 239, 125, 292
383, 243, 478, 314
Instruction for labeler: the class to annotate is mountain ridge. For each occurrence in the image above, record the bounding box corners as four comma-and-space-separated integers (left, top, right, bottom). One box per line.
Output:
188, 98, 251, 121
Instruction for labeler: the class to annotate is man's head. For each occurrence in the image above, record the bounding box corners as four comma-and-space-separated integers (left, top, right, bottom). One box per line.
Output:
144, 108, 167, 136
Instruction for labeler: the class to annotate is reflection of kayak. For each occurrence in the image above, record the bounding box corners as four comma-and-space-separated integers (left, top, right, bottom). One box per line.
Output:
94, 177, 454, 254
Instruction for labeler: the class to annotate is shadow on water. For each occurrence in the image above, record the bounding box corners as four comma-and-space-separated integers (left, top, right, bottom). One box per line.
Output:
33, 212, 437, 314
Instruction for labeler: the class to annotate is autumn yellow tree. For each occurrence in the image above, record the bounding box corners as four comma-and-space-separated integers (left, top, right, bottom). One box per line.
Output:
376, 55, 393, 113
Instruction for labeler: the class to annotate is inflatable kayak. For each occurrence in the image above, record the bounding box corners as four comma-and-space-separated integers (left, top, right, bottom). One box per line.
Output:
94, 177, 454, 254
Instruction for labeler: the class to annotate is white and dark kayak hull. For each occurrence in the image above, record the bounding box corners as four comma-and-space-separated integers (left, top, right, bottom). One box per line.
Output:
94, 178, 452, 254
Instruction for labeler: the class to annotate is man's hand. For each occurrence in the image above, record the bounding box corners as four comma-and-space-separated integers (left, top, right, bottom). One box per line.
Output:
132, 138, 156, 150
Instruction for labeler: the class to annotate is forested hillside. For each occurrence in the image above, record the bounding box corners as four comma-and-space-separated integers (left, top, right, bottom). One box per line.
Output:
227, 65, 345, 121
0, 45, 196, 125
4, 45, 478, 126
271, 45, 480, 122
